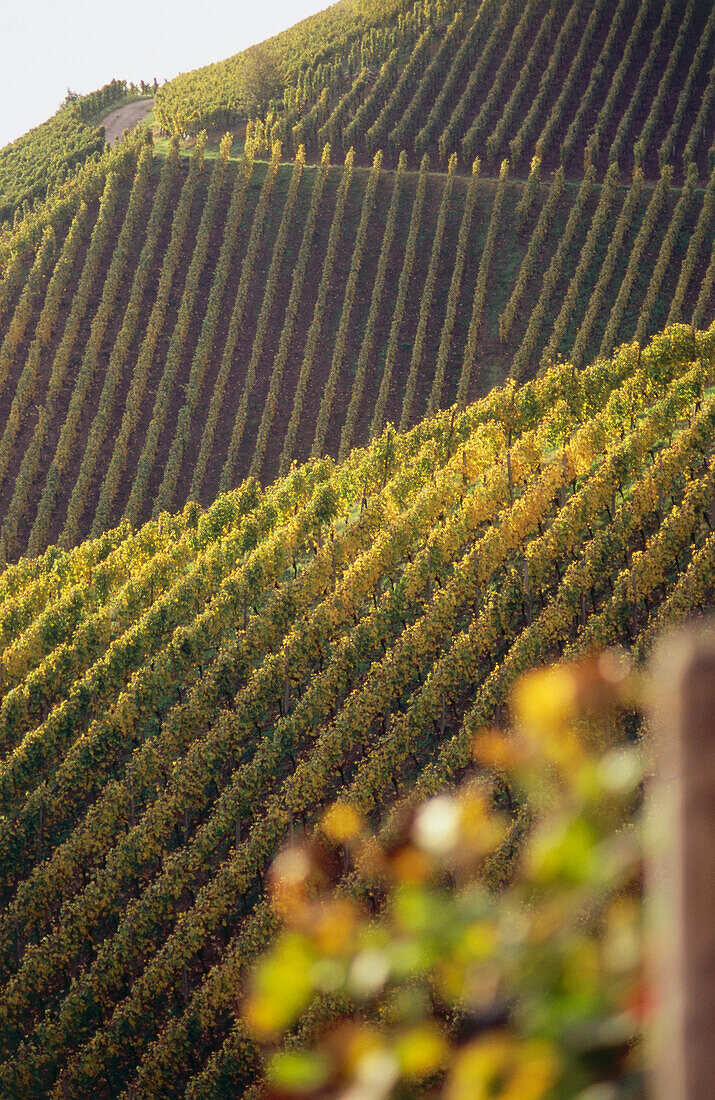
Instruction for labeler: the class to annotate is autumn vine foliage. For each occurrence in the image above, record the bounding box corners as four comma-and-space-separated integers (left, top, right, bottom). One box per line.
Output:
0, 327, 711, 1097
0, 1, 711, 1087
242, 652, 645, 1098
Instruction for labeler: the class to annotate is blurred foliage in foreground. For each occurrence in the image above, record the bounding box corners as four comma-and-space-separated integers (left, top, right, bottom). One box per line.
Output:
242, 654, 646, 1098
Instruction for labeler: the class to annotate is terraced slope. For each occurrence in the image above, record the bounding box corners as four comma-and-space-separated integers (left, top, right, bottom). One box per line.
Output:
0, 128, 712, 561
156, 0, 715, 181
0, 326, 712, 1098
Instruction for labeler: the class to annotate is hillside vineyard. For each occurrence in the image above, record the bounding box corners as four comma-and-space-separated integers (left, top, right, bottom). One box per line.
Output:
0, 331, 711, 1097
0, 0, 713, 1093
0, 81, 129, 226
0, 130, 712, 559
156, 0, 715, 180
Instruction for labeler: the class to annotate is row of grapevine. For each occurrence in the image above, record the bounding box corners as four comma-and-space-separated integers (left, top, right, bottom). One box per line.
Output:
509, 0, 588, 166
461, 0, 548, 164
606, 0, 679, 169
0, 228, 57, 398
658, 4, 715, 169
311, 151, 383, 456
456, 159, 510, 406
667, 167, 715, 325
365, 27, 434, 154
370, 155, 428, 438
249, 147, 332, 480
387, 9, 464, 155
540, 162, 620, 369
61, 144, 181, 546
484, 0, 562, 164
342, 49, 400, 151
317, 70, 370, 149
217, 147, 308, 494
89, 142, 206, 536
338, 153, 406, 461
511, 166, 596, 379
24, 148, 156, 556
438, 0, 519, 162
598, 165, 672, 358
683, 61, 715, 170
414, 0, 500, 157
190, 145, 282, 500
399, 153, 457, 429
634, 0, 700, 168
276, 148, 355, 478
0, 167, 129, 559
574, 456, 715, 654
499, 166, 565, 343
634, 165, 698, 344
0, 518, 197, 767
152, 143, 257, 514
0, 210, 89, 490
122, 136, 228, 527
559, 0, 632, 169
427, 158, 481, 414
514, 155, 540, 234
0, 249, 31, 332
571, 168, 644, 367
0, 527, 138, 690
532, 0, 609, 165
633, 533, 715, 661
692, 237, 715, 332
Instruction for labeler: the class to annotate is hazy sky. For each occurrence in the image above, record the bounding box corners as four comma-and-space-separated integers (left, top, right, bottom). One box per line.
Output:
0, 0, 333, 149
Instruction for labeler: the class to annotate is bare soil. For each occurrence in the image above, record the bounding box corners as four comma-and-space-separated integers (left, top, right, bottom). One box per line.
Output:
101, 100, 154, 146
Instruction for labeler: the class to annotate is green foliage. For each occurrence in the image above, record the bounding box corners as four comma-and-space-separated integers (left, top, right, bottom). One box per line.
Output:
0, 80, 127, 225
0, 328, 710, 1096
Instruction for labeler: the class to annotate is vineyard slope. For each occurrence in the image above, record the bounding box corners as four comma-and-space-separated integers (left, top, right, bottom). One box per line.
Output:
0, 325, 712, 1097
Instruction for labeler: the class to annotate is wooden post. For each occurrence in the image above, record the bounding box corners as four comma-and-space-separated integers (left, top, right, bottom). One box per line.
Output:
647, 619, 715, 1100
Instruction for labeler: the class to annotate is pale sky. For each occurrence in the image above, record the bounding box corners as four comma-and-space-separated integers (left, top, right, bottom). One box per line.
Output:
0, 0, 333, 149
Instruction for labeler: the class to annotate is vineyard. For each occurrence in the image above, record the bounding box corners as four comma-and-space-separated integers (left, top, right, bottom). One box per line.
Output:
0, 126, 712, 561
155, 0, 715, 181
0, 81, 133, 228
0, 327, 710, 1097
0, 1, 713, 1092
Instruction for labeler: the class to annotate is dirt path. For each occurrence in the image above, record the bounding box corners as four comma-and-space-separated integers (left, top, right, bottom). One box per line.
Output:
101, 99, 154, 145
